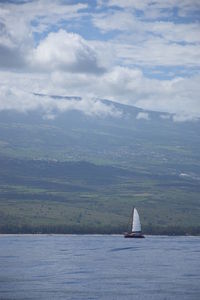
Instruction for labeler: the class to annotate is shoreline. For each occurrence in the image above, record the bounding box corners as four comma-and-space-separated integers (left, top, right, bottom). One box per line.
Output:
0, 233, 199, 237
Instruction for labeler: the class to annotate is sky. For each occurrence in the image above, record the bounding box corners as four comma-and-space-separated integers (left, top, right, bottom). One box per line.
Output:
0, 0, 200, 121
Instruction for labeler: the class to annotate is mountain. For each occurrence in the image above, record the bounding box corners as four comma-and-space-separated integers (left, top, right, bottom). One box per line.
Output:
0, 97, 200, 234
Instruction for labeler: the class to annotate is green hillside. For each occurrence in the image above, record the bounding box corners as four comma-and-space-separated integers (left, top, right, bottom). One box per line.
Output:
0, 99, 200, 234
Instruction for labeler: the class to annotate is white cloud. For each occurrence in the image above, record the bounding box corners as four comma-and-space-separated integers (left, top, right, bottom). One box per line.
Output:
150, 22, 200, 43
0, 1, 87, 70
173, 114, 200, 122
134, 75, 200, 121
30, 29, 104, 74
111, 37, 200, 67
93, 11, 138, 33
106, 0, 200, 14
92, 9, 200, 68
136, 112, 149, 120
93, 10, 200, 43
0, 0, 87, 40
160, 114, 171, 120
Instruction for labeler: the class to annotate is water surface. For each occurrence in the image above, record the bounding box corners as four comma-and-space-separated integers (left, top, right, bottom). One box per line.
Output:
0, 235, 199, 299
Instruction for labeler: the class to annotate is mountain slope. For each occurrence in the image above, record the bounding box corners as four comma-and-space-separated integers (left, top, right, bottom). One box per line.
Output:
0, 98, 200, 172
0, 98, 200, 234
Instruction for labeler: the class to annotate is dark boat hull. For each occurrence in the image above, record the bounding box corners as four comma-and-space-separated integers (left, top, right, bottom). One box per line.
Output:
124, 233, 145, 238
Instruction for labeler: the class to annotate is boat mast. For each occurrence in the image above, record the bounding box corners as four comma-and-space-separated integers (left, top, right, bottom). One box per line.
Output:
131, 207, 134, 233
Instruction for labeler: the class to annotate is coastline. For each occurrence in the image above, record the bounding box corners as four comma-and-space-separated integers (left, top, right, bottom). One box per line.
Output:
0, 233, 199, 237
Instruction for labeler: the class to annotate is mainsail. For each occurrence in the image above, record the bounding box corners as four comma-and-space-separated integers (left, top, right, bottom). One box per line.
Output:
132, 208, 141, 232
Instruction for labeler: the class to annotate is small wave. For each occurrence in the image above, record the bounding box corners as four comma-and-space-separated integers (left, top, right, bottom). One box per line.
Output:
110, 246, 139, 252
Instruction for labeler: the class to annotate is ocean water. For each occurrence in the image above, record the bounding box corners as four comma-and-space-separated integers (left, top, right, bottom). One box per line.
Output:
0, 235, 199, 300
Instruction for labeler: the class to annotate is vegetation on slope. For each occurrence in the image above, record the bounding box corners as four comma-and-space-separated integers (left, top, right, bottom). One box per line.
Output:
0, 157, 199, 235
0, 102, 200, 234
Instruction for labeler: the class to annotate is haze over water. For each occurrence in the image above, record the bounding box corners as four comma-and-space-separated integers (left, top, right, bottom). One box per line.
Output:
0, 235, 199, 299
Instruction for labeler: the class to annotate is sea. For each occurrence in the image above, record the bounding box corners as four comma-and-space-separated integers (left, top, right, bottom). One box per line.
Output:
0, 235, 199, 300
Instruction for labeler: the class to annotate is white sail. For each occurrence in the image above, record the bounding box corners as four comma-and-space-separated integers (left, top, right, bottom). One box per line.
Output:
132, 208, 141, 232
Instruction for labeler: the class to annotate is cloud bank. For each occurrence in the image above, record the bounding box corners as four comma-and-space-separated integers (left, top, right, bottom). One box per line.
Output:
0, 86, 121, 118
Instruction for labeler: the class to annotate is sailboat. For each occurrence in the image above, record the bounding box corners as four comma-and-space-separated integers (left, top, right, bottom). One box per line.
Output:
124, 208, 145, 238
